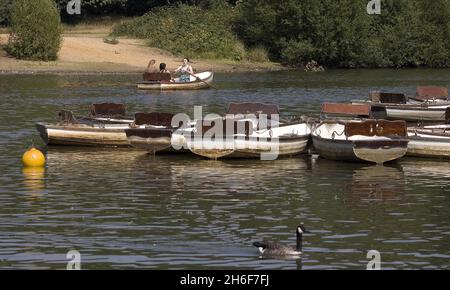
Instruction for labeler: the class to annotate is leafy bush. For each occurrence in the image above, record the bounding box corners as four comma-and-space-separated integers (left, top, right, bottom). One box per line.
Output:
7, 0, 62, 61
113, 3, 244, 60
0, 0, 13, 26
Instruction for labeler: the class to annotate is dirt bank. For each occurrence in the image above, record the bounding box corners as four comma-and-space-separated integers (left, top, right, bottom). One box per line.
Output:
0, 34, 283, 74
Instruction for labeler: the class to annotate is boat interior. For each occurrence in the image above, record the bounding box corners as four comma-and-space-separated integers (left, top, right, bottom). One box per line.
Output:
314, 120, 407, 141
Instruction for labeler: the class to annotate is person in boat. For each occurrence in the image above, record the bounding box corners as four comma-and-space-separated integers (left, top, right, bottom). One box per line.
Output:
174, 58, 194, 82
145, 59, 158, 73
159, 63, 170, 73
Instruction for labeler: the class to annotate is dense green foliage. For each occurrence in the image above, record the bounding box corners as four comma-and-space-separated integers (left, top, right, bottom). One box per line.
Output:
55, 0, 236, 21
0, 1, 237, 25
0, 0, 13, 26
235, 0, 450, 68
6, 0, 62, 61
113, 3, 243, 59
2, 0, 449, 67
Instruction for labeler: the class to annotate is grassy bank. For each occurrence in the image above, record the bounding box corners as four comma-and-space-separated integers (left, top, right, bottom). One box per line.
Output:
112, 4, 274, 64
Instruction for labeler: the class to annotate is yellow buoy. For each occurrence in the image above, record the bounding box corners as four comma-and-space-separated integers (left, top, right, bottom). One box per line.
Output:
22, 147, 46, 167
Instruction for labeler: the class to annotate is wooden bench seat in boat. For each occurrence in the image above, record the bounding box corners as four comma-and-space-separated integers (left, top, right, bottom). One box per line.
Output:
321, 103, 387, 119
227, 102, 280, 117
134, 112, 175, 127
91, 103, 126, 117
370, 92, 407, 104
345, 120, 407, 138
142, 72, 172, 82
413, 86, 448, 101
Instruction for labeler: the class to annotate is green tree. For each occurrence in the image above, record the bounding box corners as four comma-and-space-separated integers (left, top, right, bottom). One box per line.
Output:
235, 0, 450, 68
7, 0, 62, 61
0, 0, 13, 26
417, 0, 450, 67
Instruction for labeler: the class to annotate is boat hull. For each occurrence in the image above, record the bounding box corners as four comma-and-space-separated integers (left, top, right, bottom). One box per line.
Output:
36, 122, 130, 147
407, 129, 450, 158
312, 136, 408, 164
188, 135, 310, 160
386, 107, 449, 122
137, 72, 213, 90
125, 128, 188, 153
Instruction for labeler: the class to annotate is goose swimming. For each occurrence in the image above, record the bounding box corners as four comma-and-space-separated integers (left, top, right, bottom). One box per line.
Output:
253, 224, 308, 258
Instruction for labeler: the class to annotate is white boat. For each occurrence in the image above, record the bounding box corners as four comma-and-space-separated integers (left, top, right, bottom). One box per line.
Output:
171, 119, 310, 160
407, 124, 450, 158
37, 112, 176, 147
312, 119, 409, 164
352, 87, 450, 122
130, 102, 289, 156
382, 105, 450, 122
171, 102, 311, 160
136, 71, 214, 90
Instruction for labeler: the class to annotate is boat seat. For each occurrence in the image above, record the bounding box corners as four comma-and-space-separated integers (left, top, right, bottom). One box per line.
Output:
322, 103, 387, 119
370, 91, 407, 104
227, 103, 280, 117
195, 118, 253, 137
322, 103, 370, 116
415, 86, 448, 101
143, 72, 172, 82
58, 110, 77, 124
345, 120, 407, 138
134, 112, 175, 127
91, 103, 126, 117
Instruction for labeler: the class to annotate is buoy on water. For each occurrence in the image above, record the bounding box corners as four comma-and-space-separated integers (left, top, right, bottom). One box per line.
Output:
22, 147, 46, 167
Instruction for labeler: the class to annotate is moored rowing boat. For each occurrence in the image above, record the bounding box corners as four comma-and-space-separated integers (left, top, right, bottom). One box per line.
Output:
352, 87, 450, 122
37, 112, 176, 147
407, 125, 450, 158
312, 119, 409, 164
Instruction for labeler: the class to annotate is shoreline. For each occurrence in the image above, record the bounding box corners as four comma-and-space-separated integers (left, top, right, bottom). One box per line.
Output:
0, 64, 288, 75
0, 34, 285, 75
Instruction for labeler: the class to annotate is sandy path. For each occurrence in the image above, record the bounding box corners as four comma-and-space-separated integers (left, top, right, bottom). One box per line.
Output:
59, 36, 183, 69
0, 34, 280, 73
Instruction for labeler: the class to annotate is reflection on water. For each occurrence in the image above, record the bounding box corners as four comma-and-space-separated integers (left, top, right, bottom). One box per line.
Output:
22, 167, 46, 196
0, 71, 450, 269
401, 158, 450, 187
309, 158, 406, 206
348, 166, 406, 204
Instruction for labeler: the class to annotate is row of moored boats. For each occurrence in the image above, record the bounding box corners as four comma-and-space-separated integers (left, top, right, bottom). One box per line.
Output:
36, 86, 450, 164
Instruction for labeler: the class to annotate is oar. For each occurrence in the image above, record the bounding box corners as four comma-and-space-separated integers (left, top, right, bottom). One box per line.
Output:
187, 71, 217, 89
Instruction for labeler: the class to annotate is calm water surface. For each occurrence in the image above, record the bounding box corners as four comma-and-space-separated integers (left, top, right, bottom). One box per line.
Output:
0, 70, 449, 269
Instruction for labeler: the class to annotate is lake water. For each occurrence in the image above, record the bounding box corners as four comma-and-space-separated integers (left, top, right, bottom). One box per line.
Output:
0, 70, 449, 270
